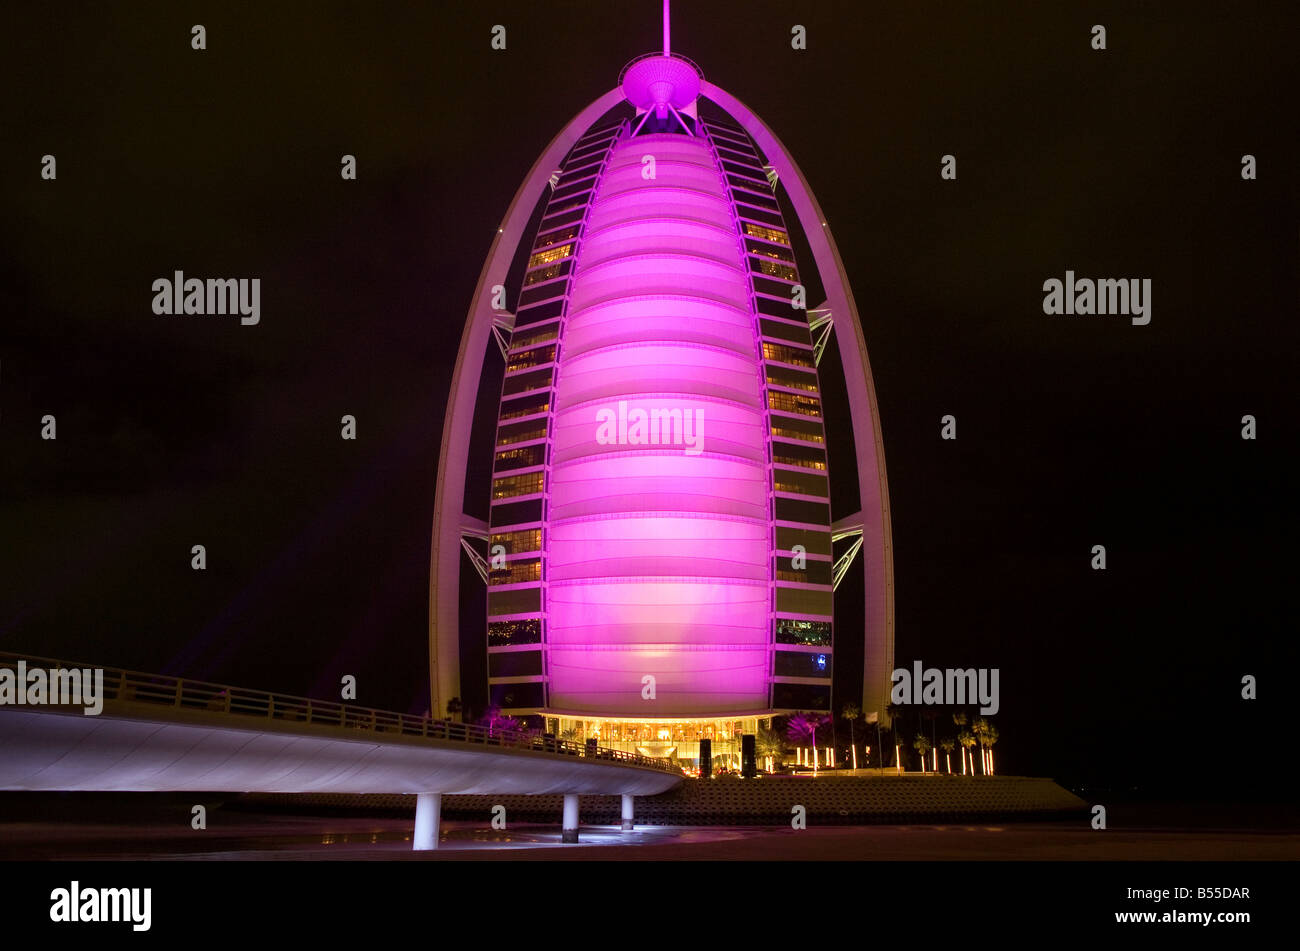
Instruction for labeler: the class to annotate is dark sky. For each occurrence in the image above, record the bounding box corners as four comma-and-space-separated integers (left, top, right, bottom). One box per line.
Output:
2, 1, 1295, 796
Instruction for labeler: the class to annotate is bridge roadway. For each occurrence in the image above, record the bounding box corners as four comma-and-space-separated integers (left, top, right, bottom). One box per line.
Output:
0, 654, 681, 848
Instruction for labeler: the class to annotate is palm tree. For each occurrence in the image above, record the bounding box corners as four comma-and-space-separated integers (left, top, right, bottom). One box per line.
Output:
446, 696, 463, 723
841, 703, 861, 769
785, 711, 829, 768
755, 726, 788, 773
481, 706, 522, 738
885, 701, 906, 771
940, 737, 955, 774
984, 725, 1000, 775
958, 729, 976, 775
912, 732, 932, 772
972, 717, 992, 774
560, 726, 581, 744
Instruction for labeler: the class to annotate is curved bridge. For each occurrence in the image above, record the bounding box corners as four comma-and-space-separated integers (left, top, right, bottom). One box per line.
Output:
0, 653, 680, 848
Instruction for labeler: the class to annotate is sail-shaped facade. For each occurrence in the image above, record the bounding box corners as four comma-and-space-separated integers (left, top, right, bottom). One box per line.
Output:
431, 24, 893, 766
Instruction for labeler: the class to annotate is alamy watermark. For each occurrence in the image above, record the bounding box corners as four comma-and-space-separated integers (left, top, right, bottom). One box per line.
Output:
152, 271, 260, 325
595, 399, 704, 456
1042, 271, 1150, 325
891, 660, 999, 715
50, 881, 151, 931
0, 661, 104, 715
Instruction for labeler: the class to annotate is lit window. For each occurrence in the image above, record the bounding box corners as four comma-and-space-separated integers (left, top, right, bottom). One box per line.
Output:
768, 391, 822, 418
490, 558, 542, 585
489, 528, 542, 554
752, 258, 798, 281
744, 223, 790, 245
506, 344, 557, 374
527, 244, 574, 269
523, 261, 569, 285
497, 424, 546, 446
492, 471, 545, 499
771, 421, 825, 444
494, 445, 545, 472
763, 341, 814, 368
766, 366, 820, 393
746, 239, 795, 263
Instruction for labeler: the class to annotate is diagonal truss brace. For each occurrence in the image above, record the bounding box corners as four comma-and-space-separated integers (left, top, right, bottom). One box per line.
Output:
808, 300, 834, 366
460, 514, 490, 584
490, 311, 516, 361
831, 510, 864, 591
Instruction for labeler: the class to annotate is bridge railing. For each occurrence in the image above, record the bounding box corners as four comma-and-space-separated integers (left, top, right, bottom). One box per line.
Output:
0, 652, 678, 774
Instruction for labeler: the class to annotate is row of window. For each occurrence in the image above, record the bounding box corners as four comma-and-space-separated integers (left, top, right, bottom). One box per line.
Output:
489, 618, 542, 646
775, 585, 832, 616
751, 257, 799, 282
523, 260, 571, 286
762, 341, 814, 367
768, 390, 822, 418
486, 648, 831, 682
746, 238, 795, 263
772, 440, 827, 470
494, 444, 545, 472
489, 681, 545, 708
491, 471, 545, 500
511, 321, 559, 351
760, 320, 814, 350
775, 495, 830, 525
505, 343, 556, 375
490, 498, 543, 531
774, 468, 829, 498
744, 222, 790, 246
774, 650, 831, 679
526, 243, 574, 270
488, 585, 542, 617
488, 619, 833, 652
515, 296, 564, 327
489, 650, 544, 679
499, 392, 549, 422
717, 144, 760, 167
502, 364, 550, 396
736, 203, 785, 228
727, 171, 770, 194
554, 159, 602, 191
771, 418, 825, 445
776, 555, 833, 585
534, 224, 579, 250
552, 175, 596, 203
490, 528, 542, 554
767, 365, 820, 394
776, 618, 832, 646
490, 558, 542, 585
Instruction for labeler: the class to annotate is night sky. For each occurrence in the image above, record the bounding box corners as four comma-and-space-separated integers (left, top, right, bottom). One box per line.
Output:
2, 1, 1295, 797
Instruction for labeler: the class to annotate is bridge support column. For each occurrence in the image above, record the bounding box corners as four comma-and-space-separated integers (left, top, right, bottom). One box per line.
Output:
413, 792, 442, 851
562, 794, 580, 843
621, 794, 635, 831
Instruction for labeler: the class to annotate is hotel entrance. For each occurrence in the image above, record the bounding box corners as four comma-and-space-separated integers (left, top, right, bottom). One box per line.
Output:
550, 716, 765, 773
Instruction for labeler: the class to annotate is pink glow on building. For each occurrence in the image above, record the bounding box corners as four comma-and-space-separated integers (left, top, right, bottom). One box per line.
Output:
545, 131, 771, 716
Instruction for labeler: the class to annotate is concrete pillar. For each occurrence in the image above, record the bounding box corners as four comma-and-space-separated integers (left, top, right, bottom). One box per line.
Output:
413, 792, 442, 851
562, 793, 580, 843
621, 794, 635, 832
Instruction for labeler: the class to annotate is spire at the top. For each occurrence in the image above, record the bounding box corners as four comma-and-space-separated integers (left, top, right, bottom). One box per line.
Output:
618, 0, 701, 131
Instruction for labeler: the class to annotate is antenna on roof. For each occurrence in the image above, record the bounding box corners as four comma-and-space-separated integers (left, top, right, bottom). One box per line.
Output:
663, 0, 671, 56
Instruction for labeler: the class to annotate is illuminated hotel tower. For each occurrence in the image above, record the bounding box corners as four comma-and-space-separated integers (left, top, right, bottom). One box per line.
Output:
431, 5, 893, 762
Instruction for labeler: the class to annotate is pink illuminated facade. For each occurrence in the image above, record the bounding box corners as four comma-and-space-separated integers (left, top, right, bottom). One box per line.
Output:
431, 19, 894, 758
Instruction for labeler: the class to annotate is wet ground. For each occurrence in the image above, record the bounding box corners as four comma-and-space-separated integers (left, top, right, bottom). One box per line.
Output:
2, 799, 1298, 860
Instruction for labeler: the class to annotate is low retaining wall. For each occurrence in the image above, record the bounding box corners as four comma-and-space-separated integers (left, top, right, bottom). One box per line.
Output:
236, 775, 1087, 825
